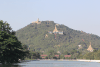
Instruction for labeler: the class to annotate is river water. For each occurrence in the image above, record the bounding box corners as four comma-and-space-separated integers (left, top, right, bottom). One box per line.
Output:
0, 60, 100, 67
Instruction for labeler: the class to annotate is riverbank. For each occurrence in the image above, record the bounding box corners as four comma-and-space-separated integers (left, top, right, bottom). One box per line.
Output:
19, 59, 100, 63
58, 59, 100, 63
37, 59, 100, 63
77, 59, 100, 63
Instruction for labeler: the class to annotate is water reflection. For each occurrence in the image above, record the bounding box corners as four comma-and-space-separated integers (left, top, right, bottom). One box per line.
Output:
0, 60, 32, 67
0, 64, 22, 67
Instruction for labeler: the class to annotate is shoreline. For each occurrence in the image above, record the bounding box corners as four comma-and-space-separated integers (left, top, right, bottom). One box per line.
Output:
20, 59, 100, 63
1, 59, 100, 64
77, 59, 100, 63
36, 59, 100, 63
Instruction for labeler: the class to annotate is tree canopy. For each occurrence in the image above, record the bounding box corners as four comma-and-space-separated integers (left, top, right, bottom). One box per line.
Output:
0, 20, 28, 64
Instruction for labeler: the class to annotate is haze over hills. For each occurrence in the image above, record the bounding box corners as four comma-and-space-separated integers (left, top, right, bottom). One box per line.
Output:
16, 19, 100, 53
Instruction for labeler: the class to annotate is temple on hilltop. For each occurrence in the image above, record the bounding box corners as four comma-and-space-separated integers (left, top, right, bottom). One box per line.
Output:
32, 18, 41, 24
87, 42, 94, 52
48, 25, 63, 34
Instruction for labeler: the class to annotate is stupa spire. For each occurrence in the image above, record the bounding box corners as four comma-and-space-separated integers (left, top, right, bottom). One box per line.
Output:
87, 42, 94, 52
53, 25, 59, 33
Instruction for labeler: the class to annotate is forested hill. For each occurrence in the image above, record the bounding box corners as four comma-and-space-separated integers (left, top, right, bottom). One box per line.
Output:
16, 21, 100, 53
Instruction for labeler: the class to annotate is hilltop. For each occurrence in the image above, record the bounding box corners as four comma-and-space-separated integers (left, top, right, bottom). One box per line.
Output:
16, 19, 100, 54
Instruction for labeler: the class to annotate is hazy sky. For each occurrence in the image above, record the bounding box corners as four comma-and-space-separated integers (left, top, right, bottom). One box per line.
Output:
0, 0, 100, 36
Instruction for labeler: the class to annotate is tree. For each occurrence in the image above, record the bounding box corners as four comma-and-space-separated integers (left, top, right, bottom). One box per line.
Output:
27, 51, 40, 59
0, 20, 28, 64
47, 50, 57, 59
64, 51, 70, 55
83, 52, 94, 60
0, 20, 15, 35
94, 50, 100, 60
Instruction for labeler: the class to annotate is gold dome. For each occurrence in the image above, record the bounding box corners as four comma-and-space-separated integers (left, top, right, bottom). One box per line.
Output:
87, 42, 94, 52
53, 25, 59, 33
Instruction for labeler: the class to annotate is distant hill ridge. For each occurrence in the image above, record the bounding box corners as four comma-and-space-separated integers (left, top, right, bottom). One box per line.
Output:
16, 19, 100, 53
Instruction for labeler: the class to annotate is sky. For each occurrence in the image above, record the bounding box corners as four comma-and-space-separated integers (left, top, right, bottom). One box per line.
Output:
0, 0, 100, 36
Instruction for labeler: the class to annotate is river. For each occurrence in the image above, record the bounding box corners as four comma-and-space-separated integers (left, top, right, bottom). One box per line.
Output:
0, 60, 100, 67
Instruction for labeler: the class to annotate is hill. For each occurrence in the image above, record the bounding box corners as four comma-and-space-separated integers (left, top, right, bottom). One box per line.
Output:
16, 20, 100, 54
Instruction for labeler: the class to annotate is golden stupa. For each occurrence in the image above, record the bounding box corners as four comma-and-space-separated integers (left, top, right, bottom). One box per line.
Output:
53, 25, 59, 33
87, 42, 94, 52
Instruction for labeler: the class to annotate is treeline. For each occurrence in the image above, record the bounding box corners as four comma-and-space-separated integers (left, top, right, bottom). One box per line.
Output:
82, 50, 100, 60
39, 49, 100, 60
22, 44, 40, 59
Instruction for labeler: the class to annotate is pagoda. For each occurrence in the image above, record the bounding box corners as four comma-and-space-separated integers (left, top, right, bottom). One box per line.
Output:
48, 24, 63, 34
87, 42, 94, 52
32, 18, 41, 24
53, 25, 59, 33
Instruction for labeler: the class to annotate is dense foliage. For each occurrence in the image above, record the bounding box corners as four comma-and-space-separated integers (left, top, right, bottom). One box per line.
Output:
16, 21, 100, 55
0, 20, 28, 64
82, 49, 100, 60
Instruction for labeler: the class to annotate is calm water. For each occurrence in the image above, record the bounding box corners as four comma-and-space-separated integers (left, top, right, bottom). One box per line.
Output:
0, 60, 100, 67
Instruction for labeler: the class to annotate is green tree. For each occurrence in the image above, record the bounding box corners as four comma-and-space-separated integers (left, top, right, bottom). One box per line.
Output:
0, 20, 15, 35
94, 50, 100, 60
64, 51, 70, 55
83, 52, 94, 60
0, 20, 28, 64
27, 51, 40, 59
47, 50, 55, 59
